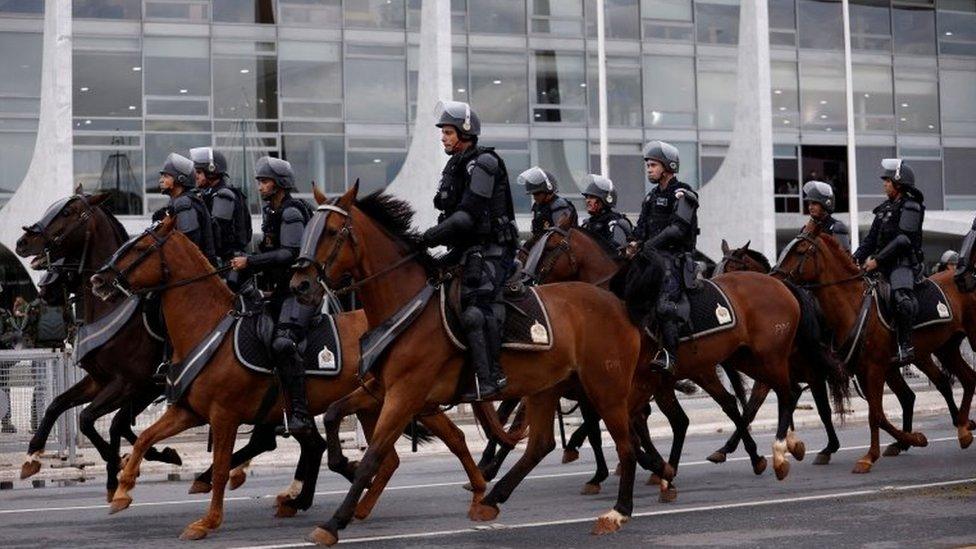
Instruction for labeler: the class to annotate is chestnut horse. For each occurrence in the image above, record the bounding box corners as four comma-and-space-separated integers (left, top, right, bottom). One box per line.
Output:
89, 217, 487, 541
15, 192, 180, 500
774, 220, 976, 473
289, 184, 653, 545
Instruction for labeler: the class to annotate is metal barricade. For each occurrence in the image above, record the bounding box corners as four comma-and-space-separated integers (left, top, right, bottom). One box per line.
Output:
0, 349, 76, 462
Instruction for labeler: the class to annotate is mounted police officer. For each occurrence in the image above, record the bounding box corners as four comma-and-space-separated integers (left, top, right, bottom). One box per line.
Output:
627, 140, 699, 374
421, 101, 518, 400
579, 174, 633, 256
933, 250, 959, 274
190, 147, 253, 266
518, 166, 577, 237
229, 156, 316, 434
154, 153, 216, 265
955, 216, 976, 292
802, 180, 850, 251
853, 158, 925, 365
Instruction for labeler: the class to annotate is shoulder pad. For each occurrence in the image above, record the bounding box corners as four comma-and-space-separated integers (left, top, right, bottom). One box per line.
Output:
171, 195, 193, 211
215, 187, 236, 201
903, 200, 922, 212
282, 206, 305, 224
832, 220, 849, 235
472, 152, 499, 175
674, 188, 699, 204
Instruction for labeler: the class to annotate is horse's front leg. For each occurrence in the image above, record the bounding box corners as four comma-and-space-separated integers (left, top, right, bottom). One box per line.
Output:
180, 417, 239, 540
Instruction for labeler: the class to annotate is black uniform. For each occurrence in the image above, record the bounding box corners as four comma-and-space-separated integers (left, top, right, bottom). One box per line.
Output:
250, 196, 313, 316
582, 209, 633, 256
424, 145, 518, 399
201, 182, 252, 263
853, 195, 925, 361
154, 192, 217, 265
814, 214, 851, 252
530, 196, 578, 237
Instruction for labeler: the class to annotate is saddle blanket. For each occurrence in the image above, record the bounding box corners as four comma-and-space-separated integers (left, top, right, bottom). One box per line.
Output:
876, 279, 953, 332
234, 313, 343, 377
441, 284, 554, 352
678, 279, 737, 343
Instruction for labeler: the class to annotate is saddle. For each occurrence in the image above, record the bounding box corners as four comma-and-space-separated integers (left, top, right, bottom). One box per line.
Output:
440, 279, 553, 352
233, 311, 342, 377
672, 280, 737, 343
874, 278, 952, 331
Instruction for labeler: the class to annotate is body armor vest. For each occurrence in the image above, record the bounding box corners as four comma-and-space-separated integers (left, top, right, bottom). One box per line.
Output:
259, 196, 312, 292
435, 146, 517, 248
635, 180, 698, 253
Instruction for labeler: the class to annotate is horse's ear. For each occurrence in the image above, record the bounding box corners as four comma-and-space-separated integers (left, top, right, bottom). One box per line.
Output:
74, 183, 84, 195
556, 214, 575, 231
158, 213, 177, 234
312, 183, 328, 205
88, 192, 111, 207
744, 240, 751, 250
338, 179, 359, 209
721, 239, 730, 254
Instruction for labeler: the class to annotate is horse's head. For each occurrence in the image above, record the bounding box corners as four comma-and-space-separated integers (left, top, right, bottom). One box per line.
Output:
772, 220, 847, 284
523, 225, 579, 283
715, 239, 771, 275
16, 190, 111, 269
90, 216, 178, 300
290, 183, 362, 306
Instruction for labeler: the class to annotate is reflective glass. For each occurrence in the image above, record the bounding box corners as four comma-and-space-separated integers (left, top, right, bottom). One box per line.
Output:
347, 151, 405, 194
0, 132, 38, 200
344, 0, 405, 29
768, 0, 796, 46
346, 54, 406, 123
774, 153, 800, 214
0, 32, 42, 113
906, 159, 943, 209
938, 8, 976, 56
587, 0, 640, 39
893, 4, 936, 55
144, 38, 210, 118
470, 0, 526, 34
0, 1, 43, 15
279, 41, 342, 120
471, 51, 528, 124
643, 56, 696, 127
855, 146, 895, 199
642, 0, 693, 20
673, 141, 699, 188
531, 0, 583, 36
213, 0, 275, 24
944, 147, 976, 196
852, 64, 895, 132
850, 0, 891, 52
589, 56, 642, 127
73, 148, 144, 215
939, 69, 976, 135
74, 0, 141, 19
73, 51, 143, 118
771, 61, 799, 129
695, 0, 739, 45
800, 61, 846, 131
531, 139, 588, 196
213, 44, 278, 120
895, 65, 939, 133
144, 1, 210, 22
282, 134, 345, 194
798, 0, 843, 50
533, 51, 586, 123
453, 48, 469, 102
279, 0, 341, 27
697, 57, 737, 130
588, 143, 646, 210
143, 132, 212, 190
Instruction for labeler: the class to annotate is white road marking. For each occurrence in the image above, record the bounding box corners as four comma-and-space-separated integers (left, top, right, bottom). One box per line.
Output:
235, 477, 976, 548
0, 435, 960, 516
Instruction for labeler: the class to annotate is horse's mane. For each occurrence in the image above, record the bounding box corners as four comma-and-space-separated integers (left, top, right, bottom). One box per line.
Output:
738, 247, 771, 272
816, 229, 860, 275
355, 191, 438, 274
99, 205, 130, 243
575, 226, 620, 259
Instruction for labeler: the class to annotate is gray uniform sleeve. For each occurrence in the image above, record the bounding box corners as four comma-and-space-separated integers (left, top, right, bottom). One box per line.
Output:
172, 195, 200, 234
611, 217, 633, 249
279, 206, 306, 249
831, 220, 851, 252
212, 188, 236, 221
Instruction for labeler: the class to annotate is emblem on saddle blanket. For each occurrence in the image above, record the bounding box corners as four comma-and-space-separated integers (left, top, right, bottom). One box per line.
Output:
937, 302, 950, 319
714, 304, 732, 325
530, 321, 549, 345
318, 347, 336, 370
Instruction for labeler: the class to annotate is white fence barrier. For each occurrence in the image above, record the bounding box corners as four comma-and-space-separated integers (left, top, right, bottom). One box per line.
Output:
0, 349, 77, 462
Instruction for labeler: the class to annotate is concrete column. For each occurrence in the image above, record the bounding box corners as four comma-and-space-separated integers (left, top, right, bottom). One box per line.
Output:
697, 0, 776, 261
0, 0, 73, 285
385, 0, 453, 231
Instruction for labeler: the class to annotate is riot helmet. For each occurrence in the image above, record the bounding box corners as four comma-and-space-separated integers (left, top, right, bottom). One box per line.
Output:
581, 174, 617, 208
642, 140, 680, 173
940, 250, 960, 266
435, 100, 480, 140
880, 158, 916, 188
254, 156, 295, 191
518, 166, 558, 195
189, 147, 228, 178
802, 180, 836, 214
159, 153, 194, 187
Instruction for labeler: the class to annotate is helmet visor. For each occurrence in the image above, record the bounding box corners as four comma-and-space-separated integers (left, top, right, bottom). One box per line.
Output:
881, 158, 902, 179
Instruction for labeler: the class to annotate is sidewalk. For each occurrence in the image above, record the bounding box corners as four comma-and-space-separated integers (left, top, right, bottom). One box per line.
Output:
0, 380, 965, 488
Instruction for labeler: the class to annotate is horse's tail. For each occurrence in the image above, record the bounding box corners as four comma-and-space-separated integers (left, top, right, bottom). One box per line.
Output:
472, 400, 528, 450
400, 419, 435, 446
782, 279, 851, 417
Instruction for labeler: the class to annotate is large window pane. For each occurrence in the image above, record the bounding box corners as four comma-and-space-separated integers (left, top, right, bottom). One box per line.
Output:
850, 0, 891, 52
453, 47, 469, 102
938, 8, 976, 56
773, 147, 800, 213
589, 56, 642, 127
0, 1, 43, 15
642, 0, 694, 41
144, 133, 212, 190
642, 0, 693, 20
852, 64, 894, 132
768, 0, 796, 46
695, 0, 739, 45
74, 148, 144, 215
531, 139, 588, 198
471, 51, 528, 124
533, 51, 586, 123
800, 60, 846, 131
895, 64, 939, 133
282, 135, 345, 194
279, 0, 341, 28
0, 132, 38, 205
905, 158, 943, 209
855, 146, 895, 204
213, 42, 278, 120
74, 0, 141, 19
343, 0, 405, 29
798, 0, 843, 50
347, 151, 405, 194
771, 61, 799, 128
697, 57, 736, 130
470, 0, 526, 34
590, 143, 646, 211
74, 51, 143, 118
892, 3, 936, 55
944, 147, 976, 198
587, 0, 640, 39
345, 54, 406, 123
940, 69, 976, 135
279, 41, 342, 120
643, 56, 695, 127
0, 32, 42, 115
144, 1, 210, 22
531, 0, 583, 36
144, 38, 210, 119
213, 0, 275, 24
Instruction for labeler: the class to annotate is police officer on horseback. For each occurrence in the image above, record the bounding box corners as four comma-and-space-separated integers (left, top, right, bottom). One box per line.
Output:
190, 147, 253, 266
154, 153, 217, 265
802, 180, 850, 251
955, 216, 976, 292
853, 158, 925, 365
519, 166, 577, 237
229, 156, 316, 434
580, 174, 633, 256
627, 140, 699, 374
421, 101, 518, 400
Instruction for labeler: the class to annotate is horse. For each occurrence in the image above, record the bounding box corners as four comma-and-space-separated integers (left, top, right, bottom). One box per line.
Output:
15, 191, 181, 500
89, 216, 489, 540
774, 220, 976, 473
288, 184, 658, 545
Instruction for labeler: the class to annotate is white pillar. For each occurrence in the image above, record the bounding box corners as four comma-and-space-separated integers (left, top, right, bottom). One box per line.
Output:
0, 0, 73, 285
697, 0, 776, 261
596, 0, 609, 176
842, 0, 860, 250
386, 0, 453, 230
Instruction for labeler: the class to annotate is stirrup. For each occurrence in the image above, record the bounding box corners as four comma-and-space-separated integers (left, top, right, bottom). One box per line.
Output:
891, 345, 915, 366
650, 350, 677, 375
152, 361, 171, 385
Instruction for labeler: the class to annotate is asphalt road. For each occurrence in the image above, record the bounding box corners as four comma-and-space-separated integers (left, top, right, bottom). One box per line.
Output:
1, 415, 974, 548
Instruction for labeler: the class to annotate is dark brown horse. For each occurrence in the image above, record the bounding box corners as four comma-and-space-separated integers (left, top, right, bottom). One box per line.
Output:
15, 192, 180, 500
289, 185, 653, 545
774, 220, 976, 473
89, 217, 488, 540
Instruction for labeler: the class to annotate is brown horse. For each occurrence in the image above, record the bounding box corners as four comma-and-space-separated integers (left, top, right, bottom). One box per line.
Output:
289, 184, 654, 545
89, 217, 488, 541
774, 220, 976, 473
15, 192, 181, 500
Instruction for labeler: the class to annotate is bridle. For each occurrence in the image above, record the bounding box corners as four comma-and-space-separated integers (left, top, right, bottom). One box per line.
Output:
772, 232, 864, 289
529, 228, 578, 283
23, 195, 97, 276
715, 252, 753, 275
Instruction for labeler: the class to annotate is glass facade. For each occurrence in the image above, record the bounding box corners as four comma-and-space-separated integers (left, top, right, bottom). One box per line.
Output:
0, 1, 968, 219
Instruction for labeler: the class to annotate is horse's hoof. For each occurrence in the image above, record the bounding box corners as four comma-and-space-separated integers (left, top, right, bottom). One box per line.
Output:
229, 469, 247, 491
179, 525, 209, 541
307, 527, 337, 546
275, 501, 298, 518
752, 456, 767, 476
108, 496, 132, 514
562, 449, 580, 464
912, 433, 928, 448
789, 441, 806, 462
813, 452, 831, 465
106, 490, 115, 504
591, 510, 628, 535
20, 460, 41, 480
852, 459, 873, 474
773, 460, 790, 481
882, 443, 904, 457
959, 426, 974, 449
658, 485, 678, 504
468, 502, 500, 522
706, 451, 727, 464
647, 473, 661, 486
188, 480, 212, 495
159, 447, 182, 466
580, 483, 601, 495
660, 462, 676, 482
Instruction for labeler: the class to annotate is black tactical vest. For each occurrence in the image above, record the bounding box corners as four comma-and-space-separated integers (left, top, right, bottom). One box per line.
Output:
435, 146, 517, 247
635, 180, 698, 253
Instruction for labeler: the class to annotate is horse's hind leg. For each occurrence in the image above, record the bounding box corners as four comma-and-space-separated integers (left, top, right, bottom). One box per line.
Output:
480, 402, 524, 482
477, 398, 519, 472
695, 373, 767, 475
809, 378, 840, 464
710, 379, 770, 464
882, 367, 917, 456
113, 385, 182, 466
914, 353, 961, 427
179, 417, 239, 541
934, 344, 976, 449
195, 423, 277, 495
349, 407, 400, 521
22, 374, 100, 479
322, 384, 383, 482
110, 405, 203, 514
579, 396, 609, 495
771, 385, 800, 481
414, 411, 486, 517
